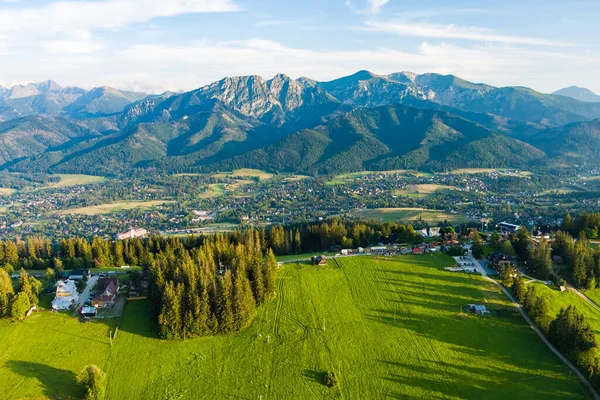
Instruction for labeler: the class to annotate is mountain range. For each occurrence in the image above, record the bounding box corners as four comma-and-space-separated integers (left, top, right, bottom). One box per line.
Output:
2, 72, 600, 175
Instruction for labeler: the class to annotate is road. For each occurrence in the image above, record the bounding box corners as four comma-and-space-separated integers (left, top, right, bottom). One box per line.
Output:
74, 275, 98, 310
469, 253, 600, 400
567, 284, 600, 313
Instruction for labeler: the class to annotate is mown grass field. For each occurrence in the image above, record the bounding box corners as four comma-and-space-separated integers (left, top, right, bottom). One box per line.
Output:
394, 184, 459, 198
350, 207, 466, 224
532, 282, 600, 338
0, 187, 16, 196
0, 255, 589, 399
55, 200, 173, 215
46, 174, 107, 188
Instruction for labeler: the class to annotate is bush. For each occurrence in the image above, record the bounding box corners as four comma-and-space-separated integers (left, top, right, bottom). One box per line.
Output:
446, 246, 465, 257
77, 365, 107, 400
324, 371, 338, 388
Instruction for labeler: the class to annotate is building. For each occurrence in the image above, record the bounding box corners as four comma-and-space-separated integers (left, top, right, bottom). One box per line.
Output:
81, 306, 97, 317
311, 255, 327, 266
52, 280, 79, 310
117, 228, 148, 241
191, 210, 214, 222
467, 304, 489, 315
69, 269, 90, 281
412, 247, 424, 255
370, 246, 387, 253
91, 278, 119, 308
498, 222, 521, 235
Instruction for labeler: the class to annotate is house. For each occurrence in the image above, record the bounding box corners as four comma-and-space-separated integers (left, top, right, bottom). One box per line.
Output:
341, 249, 352, 256
467, 304, 489, 315
429, 227, 441, 237
117, 228, 148, 241
412, 247, 424, 255
81, 306, 97, 317
357, 247, 365, 253
69, 269, 90, 281
52, 280, 79, 310
463, 228, 479, 240
498, 222, 521, 235
370, 246, 387, 253
311, 255, 327, 266
91, 278, 119, 308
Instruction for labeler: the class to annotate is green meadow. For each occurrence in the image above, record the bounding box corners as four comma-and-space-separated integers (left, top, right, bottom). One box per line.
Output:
0, 255, 589, 399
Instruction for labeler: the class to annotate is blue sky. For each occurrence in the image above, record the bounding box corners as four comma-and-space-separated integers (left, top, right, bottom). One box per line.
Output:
0, 0, 598, 93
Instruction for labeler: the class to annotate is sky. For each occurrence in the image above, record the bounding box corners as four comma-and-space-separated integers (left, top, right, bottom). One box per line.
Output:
0, 0, 598, 94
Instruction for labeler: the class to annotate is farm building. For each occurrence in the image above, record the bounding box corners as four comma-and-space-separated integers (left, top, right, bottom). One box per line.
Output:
311, 255, 327, 266
498, 222, 521, 235
467, 304, 489, 315
370, 246, 387, 253
81, 306, 97, 317
117, 228, 148, 241
91, 278, 119, 308
69, 269, 90, 281
52, 280, 79, 310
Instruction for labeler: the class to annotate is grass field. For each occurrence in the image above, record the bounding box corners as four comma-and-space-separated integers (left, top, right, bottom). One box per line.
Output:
395, 184, 459, 198
0, 188, 15, 196
0, 255, 589, 399
531, 283, 600, 338
46, 174, 107, 188
350, 207, 466, 224
56, 200, 173, 215
214, 169, 275, 180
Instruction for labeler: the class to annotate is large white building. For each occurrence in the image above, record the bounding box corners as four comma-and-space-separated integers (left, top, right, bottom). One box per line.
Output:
117, 228, 148, 241
51, 280, 79, 310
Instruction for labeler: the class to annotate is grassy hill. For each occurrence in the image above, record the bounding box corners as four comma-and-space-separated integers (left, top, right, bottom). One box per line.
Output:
0, 255, 589, 399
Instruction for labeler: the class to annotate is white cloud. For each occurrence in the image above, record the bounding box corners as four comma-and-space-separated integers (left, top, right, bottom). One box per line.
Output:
0, 0, 239, 35
41, 31, 107, 54
345, 0, 390, 15
365, 20, 566, 46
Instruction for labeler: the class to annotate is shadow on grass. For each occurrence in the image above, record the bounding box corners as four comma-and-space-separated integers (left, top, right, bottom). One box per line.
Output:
6, 360, 81, 399
303, 369, 325, 385
109, 298, 159, 339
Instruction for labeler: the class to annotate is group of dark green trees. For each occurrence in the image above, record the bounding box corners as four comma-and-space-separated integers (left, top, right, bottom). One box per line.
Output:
148, 231, 278, 339
553, 231, 600, 289
0, 268, 42, 320
509, 274, 600, 390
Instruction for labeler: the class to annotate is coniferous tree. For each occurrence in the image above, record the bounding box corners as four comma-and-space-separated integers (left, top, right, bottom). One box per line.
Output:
0, 268, 14, 317
217, 270, 234, 333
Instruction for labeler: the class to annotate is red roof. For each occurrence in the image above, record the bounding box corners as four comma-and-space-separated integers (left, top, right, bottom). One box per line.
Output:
412, 247, 424, 254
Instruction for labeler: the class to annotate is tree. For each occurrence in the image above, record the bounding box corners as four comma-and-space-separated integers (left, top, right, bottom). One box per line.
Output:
472, 235, 484, 259
44, 268, 55, 283
76, 365, 107, 400
513, 227, 531, 259
157, 281, 183, 339
489, 231, 502, 249
0, 268, 14, 317
512, 274, 525, 302
324, 371, 338, 388
500, 240, 516, 257
216, 271, 234, 333
263, 249, 277, 299
11, 292, 30, 321
499, 265, 513, 288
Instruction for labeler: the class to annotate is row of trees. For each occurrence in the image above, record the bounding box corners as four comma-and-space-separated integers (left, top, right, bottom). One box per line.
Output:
509, 274, 600, 391
148, 231, 278, 339
0, 219, 432, 271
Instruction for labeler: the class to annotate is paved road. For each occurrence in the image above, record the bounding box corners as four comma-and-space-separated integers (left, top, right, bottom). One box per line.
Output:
567, 284, 600, 313
74, 275, 98, 309
469, 253, 600, 400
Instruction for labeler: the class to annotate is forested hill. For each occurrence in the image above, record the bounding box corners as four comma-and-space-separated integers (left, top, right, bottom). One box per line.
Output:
3, 71, 600, 175
207, 104, 546, 174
